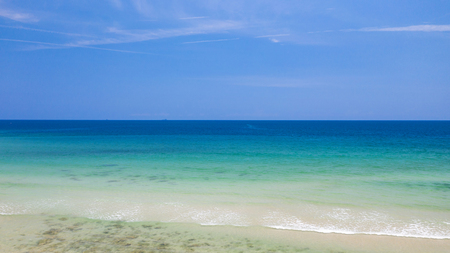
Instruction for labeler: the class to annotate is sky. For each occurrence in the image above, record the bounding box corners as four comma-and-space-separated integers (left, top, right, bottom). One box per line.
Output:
1, 0, 449, 120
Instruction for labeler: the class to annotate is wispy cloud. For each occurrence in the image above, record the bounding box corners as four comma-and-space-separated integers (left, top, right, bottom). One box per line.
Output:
0, 11, 244, 52
70, 20, 243, 47
256, 34, 290, 38
182, 38, 239, 44
0, 8, 38, 22
255, 34, 290, 43
0, 25, 95, 37
344, 25, 450, 32
0, 38, 152, 54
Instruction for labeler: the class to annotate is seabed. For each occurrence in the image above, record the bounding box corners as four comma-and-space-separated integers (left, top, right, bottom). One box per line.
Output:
1, 214, 449, 253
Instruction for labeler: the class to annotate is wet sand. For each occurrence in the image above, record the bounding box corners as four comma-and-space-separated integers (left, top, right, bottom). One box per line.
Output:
1, 215, 449, 253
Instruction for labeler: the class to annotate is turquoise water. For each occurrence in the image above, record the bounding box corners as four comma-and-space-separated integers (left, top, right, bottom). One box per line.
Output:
1, 121, 449, 239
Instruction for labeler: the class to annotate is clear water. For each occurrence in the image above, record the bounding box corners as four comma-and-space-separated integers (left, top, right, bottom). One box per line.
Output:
1, 120, 449, 239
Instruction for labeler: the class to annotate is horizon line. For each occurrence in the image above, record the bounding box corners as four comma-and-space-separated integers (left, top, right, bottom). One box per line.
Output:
1, 119, 449, 121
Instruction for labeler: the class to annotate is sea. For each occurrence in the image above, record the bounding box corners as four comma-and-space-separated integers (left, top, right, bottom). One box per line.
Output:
0, 120, 449, 252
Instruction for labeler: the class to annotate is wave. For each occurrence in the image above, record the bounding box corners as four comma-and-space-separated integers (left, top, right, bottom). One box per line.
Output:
1, 200, 449, 240
262, 210, 450, 240
266, 225, 450, 239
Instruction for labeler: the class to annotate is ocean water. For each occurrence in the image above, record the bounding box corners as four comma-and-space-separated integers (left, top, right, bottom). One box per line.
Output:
1, 120, 449, 240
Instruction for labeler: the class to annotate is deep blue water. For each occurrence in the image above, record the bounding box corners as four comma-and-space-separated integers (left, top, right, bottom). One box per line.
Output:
1, 120, 449, 137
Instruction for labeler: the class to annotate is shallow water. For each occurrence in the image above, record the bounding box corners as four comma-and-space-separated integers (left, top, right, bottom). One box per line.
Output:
0, 120, 449, 242
1, 215, 316, 253
1, 215, 449, 253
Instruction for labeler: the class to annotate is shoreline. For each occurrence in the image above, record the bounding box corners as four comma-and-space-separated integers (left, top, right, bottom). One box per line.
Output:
1, 214, 449, 253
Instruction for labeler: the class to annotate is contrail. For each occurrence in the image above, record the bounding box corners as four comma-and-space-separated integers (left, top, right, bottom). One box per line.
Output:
0, 24, 96, 37
0, 38, 153, 54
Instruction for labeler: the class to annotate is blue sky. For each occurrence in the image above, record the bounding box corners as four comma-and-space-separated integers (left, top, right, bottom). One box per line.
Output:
1, 0, 449, 120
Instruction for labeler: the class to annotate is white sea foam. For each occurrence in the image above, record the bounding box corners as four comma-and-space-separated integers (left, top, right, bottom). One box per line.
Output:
265, 225, 450, 239
163, 202, 249, 226
1, 198, 449, 239
79, 199, 144, 222
0, 199, 68, 215
0, 203, 26, 215
262, 210, 450, 239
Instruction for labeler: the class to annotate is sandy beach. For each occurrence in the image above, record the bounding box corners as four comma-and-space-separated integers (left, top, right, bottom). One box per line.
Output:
1, 214, 449, 253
